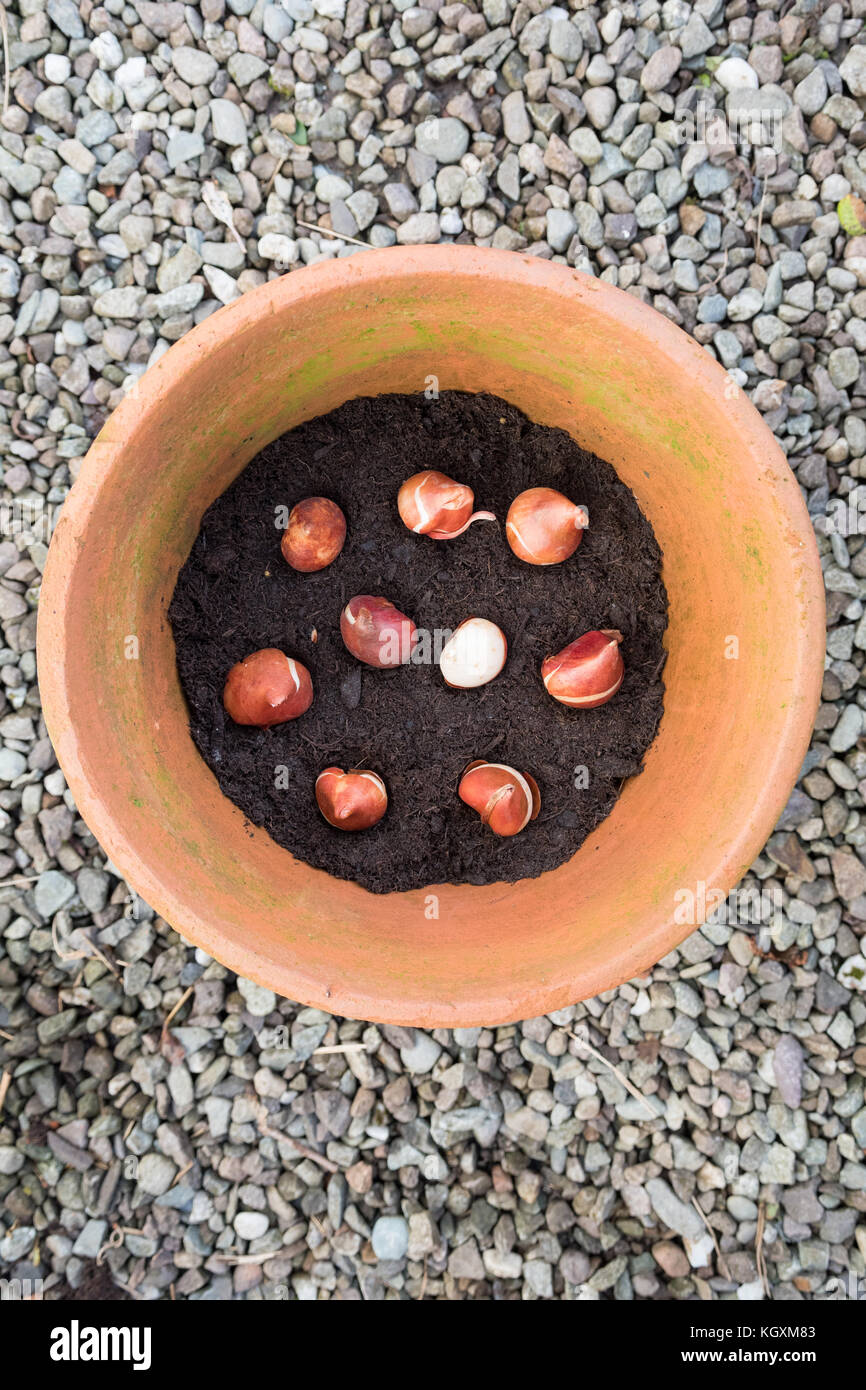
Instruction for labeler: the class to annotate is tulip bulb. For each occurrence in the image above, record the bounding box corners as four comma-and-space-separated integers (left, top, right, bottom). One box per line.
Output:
398, 470, 496, 540
458, 760, 541, 837
505, 487, 589, 565
281, 496, 346, 572
439, 617, 507, 688
340, 594, 417, 668
542, 629, 624, 709
316, 767, 387, 831
223, 648, 313, 726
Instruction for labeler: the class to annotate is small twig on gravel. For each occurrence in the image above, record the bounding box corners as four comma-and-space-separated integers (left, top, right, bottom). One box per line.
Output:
220, 1250, 284, 1265
691, 1196, 731, 1282
312, 1042, 368, 1056
262, 156, 284, 197
754, 179, 766, 262
756, 1202, 769, 1296
51, 917, 119, 977
295, 218, 369, 249
162, 985, 194, 1034
567, 1029, 657, 1119
0, 1068, 10, 1113
0, 6, 10, 117
256, 1106, 339, 1173
114, 1279, 146, 1301
96, 1227, 125, 1266
171, 1160, 194, 1188
95, 1225, 146, 1266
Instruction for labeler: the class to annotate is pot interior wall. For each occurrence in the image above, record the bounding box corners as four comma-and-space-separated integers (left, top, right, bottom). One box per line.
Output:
47, 254, 822, 1024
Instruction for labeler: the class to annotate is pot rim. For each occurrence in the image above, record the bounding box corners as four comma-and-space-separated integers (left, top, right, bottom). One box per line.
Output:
38, 246, 824, 1024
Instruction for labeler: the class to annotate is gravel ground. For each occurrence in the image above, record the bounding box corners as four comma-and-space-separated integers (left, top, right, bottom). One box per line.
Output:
1, 0, 866, 1302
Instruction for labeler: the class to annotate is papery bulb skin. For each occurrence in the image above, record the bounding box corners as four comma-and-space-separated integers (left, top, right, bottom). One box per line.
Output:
340, 595, 417, 668
541, 629, 624, 709
397, 470, 496, 540
457, 759, 541, 837
281, 496, 346, 572
315, 767, 388, 831
505, 487, 589, 565
223, 649, 313, 726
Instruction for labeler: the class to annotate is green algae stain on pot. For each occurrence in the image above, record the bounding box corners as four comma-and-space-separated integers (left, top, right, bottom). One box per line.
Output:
283, 346, 337, 396
740, 520, 769, 586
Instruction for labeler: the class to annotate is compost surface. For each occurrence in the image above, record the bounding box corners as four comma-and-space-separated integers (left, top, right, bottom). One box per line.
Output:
169, 391, 668, 894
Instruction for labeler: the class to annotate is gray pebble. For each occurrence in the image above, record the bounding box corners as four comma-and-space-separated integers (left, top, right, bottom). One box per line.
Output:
137, 1153, 178, 1196
415, 118, 470, 164
371, 1215, 409, 1260
34, 869, 76, 917
237, 977, 276, 1017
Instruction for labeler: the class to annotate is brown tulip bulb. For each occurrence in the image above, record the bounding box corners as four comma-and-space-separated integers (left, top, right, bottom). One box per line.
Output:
458, 759, 541, 837
281, 496, 346, 572
541, 629, 624, 709
223, 648, 313, 726
340, 594, 417, 668
315, 767, 388, 831
505, 487, 589, 565
397, 470, 496, 540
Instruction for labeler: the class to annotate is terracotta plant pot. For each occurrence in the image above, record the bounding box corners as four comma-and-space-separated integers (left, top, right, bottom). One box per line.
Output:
38, 247, 824, 1027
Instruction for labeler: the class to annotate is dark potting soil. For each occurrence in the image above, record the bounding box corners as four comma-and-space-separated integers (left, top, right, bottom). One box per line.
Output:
52, 1260, 132, 1300
169, 391, 668, 895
